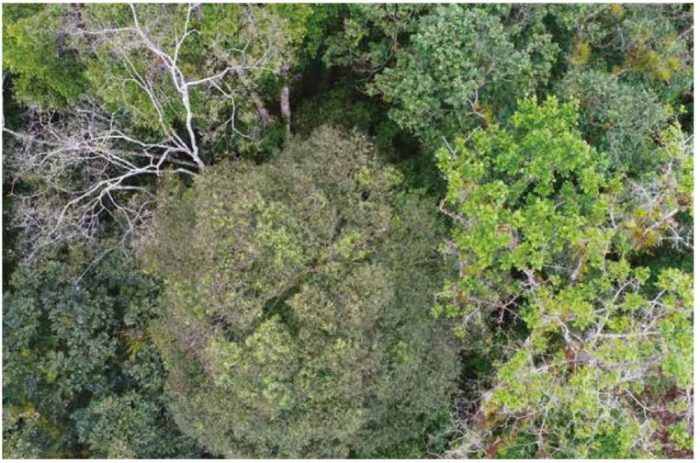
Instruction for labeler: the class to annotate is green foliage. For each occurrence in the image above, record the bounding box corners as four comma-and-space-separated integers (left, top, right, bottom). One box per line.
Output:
292, 84, 443, 197
2, 246, 200, 458
436, 97, 693, 458
323, 4, 431, 74
72, 392, 195, 458
436, 96, 609, 309
557, 69, 669, 171
3, 5, 87, 108
147, 126, 459, 457
77, 4, 304, 146
547, 4, 692, 100
370, 4, 557, 147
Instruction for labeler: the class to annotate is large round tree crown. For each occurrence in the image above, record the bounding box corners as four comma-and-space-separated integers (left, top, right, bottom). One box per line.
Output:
147, 126, 458, 458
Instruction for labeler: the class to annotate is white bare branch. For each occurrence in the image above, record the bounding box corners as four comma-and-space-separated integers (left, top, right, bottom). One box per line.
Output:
6, 3, 290, 257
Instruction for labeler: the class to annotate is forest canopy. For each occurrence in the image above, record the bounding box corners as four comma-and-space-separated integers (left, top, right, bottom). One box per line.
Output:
2, 3, 694, 459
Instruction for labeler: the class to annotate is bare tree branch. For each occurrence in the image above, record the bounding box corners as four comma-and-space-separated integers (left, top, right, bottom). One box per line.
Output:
5, 3, 291, 257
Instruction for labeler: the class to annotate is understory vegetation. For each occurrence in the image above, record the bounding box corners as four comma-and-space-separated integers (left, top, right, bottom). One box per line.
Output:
2, 3, 694, 458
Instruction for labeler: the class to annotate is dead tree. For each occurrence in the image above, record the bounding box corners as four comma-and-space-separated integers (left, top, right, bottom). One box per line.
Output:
4, 3, 286, 258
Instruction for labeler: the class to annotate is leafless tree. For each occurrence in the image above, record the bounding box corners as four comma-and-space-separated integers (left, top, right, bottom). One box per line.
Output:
4, 3, 289, 258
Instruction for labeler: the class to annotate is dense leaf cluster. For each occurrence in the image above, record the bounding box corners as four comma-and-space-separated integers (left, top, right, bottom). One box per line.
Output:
146, 126, 458, 457
435, 97, 692, 457
3, 248, 201, 458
